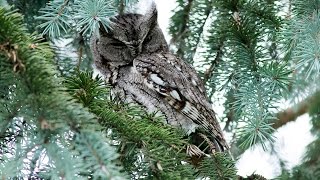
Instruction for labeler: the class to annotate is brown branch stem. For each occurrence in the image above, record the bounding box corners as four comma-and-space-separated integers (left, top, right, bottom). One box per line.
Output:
188, 0, 213, 62
58, 0, 70, 16
118, 0, 125, 15
273, 92, 319, 129
203, 42, 224, 83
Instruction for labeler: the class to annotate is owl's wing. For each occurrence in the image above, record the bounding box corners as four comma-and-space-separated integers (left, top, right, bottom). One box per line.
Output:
133, 53, 228, 152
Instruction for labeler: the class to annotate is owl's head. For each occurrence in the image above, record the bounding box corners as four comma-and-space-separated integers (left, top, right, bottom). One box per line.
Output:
92, 3, 168, 67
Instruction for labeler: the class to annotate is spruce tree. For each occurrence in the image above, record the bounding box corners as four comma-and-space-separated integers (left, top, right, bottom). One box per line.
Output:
1, 0, 320, 179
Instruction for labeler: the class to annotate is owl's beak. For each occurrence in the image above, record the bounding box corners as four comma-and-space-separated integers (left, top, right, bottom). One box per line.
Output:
127, 41, 142, 57
129, 47, 141, 57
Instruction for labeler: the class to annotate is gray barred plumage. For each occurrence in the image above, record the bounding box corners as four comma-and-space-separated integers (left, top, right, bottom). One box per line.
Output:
91, 3, 228, 153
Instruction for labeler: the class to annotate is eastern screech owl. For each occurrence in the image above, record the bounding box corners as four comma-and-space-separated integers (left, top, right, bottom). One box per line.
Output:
91, 3, 228, 154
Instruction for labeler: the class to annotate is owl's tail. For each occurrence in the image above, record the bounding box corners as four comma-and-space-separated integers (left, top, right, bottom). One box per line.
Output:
187, 131, 234, 165
190, 130, 225, 153
187, 130, 233, 164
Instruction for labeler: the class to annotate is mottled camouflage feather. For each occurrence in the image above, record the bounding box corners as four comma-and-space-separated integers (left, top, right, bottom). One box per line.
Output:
91, 4, 228, 152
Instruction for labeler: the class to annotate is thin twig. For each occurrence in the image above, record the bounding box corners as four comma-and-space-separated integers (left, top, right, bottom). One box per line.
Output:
58, 0, 70, 16
171, 0, 194, 58
203, 42, 224, 83
118, 0, 125, 15
189, 0, 214, 62
273, 93, 318, 129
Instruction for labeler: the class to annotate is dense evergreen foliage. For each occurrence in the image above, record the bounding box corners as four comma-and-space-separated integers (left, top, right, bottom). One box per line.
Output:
1, 0, 320, 179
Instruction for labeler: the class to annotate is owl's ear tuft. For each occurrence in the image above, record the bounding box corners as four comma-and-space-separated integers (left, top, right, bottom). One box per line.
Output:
143, 1, 158, 28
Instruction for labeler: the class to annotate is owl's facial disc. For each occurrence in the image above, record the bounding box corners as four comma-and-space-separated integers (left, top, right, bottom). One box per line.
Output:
95, 3, 165, 67
106, 13, 155, 58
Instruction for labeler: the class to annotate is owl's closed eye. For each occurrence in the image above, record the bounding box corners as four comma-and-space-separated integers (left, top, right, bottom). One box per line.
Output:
109, 39, 126, 48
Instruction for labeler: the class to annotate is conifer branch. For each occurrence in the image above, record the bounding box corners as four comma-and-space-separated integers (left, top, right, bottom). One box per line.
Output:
0, 7, 124, 178
273, 91, 319, 129
170, 0, 193, 58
